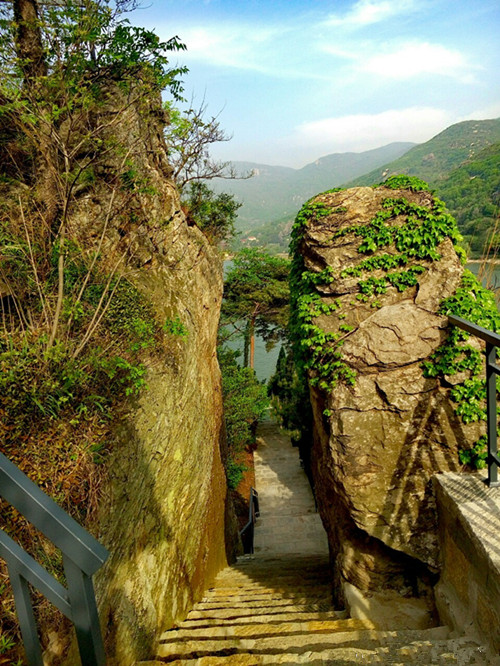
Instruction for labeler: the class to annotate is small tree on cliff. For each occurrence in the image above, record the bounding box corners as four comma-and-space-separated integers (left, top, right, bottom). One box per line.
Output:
164, 100, 244, 190
182, 181, 241, 244
222, 248, 290, 368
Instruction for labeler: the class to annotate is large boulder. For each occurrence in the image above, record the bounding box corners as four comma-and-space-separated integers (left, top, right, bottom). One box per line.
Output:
292, 182, 485, 627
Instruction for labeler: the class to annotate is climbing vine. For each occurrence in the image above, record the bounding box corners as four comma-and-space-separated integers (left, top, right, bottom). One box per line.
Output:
422, 269, 500, 468
289, 175, 499, 468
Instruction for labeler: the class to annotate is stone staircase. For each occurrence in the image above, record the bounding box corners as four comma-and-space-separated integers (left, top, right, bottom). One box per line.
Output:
138, 423, 494, 664
139, 553, 491, 665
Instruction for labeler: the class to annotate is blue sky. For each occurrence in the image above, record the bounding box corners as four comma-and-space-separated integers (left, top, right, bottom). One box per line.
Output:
134, 0, 500, 167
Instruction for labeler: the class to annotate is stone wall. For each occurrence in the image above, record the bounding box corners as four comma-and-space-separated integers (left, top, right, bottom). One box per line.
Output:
293, 184, 483, 626
434, 473, 500, 655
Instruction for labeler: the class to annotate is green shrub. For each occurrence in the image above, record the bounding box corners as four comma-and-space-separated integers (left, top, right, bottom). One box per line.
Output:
218, 346, 269, 489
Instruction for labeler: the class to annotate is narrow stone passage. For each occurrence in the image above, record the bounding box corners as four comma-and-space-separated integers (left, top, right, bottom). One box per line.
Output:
253, 420, 329, 558
141, 421, 489, 664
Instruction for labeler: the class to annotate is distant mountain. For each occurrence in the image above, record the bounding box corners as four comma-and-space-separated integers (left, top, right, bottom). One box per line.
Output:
346, 119, 500, 188
211, 142, 415, 232
239, 118, 500, 254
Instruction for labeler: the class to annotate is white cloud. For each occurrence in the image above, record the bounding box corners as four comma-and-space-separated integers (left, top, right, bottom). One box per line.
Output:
324, 0, 416, 27
361, 42, 476, 81
295, 107, 453, 153
176, 24, 281, 72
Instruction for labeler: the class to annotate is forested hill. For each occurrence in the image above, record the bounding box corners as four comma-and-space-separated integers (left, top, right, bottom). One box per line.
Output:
346, 119, 500, 188
236, 118, 500, 255
436, 142, 500, 257
346, 119, 500, 258
211, 142, 415, 230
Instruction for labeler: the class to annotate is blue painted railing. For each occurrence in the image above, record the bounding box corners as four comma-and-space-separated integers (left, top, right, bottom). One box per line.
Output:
0, 451, 109, 665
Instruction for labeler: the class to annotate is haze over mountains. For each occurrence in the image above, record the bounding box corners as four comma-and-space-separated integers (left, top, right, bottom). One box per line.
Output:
214, 118, 500, 256
212, 142, 415, 229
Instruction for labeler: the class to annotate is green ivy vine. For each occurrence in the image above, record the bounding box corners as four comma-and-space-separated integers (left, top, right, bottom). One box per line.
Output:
290, 176, 499, 468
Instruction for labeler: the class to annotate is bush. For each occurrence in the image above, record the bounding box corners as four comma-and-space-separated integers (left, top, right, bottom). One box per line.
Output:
218, 346, 269, 489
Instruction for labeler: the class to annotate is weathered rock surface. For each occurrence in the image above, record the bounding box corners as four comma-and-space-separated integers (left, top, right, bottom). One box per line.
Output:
58, 89, 235, 666
296, 186, 482, 619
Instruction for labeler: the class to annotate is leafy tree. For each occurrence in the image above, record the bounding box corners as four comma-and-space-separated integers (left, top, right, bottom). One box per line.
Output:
222, 248, 290, 368
268, 343, 313, 476
218, 346, 269, 489
182, 181, 241, 244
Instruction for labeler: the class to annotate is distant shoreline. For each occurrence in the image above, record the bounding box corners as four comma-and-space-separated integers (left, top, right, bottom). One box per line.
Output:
467, 259, 500, 266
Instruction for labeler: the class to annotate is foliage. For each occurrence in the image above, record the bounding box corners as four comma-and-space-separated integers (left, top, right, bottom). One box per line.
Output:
381, 174, 432, 192
182, 181, 241, 243
164, 100, 246, 190
268, 345, 310, 441
222, 248, 290, 366
421, 269, 500, 468
218, 346, 269, 489
163, 315, 189, 338
436, 142, 500, 257
0, 0, 187, 97
332, 196, 463, 261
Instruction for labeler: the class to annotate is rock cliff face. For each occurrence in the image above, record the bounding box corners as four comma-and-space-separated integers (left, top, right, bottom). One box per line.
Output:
93, 218, 231, 666
292, 184, 482, 627
58, 90, 235, 665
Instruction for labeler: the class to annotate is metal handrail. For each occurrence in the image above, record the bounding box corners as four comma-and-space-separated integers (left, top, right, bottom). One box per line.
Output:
0, 451, 109, 665
239, 487, 259, 554
449, 314, 500, 488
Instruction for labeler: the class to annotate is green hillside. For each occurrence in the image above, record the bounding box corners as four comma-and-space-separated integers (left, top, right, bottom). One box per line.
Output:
436, 142, 500, 257
347, 119, 500, 188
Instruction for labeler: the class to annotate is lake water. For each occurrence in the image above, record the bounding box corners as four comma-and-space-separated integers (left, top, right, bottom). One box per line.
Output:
467, 261, 500, 294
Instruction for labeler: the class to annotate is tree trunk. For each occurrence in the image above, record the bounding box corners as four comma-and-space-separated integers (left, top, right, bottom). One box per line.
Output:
249, 316, 256, 370
243, 320, 250, 367
13, 0, 47, 83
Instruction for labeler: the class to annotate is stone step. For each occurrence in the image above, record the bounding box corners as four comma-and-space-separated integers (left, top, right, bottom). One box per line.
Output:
200, 589, 331, 603
179, 609, 345, 628
185, 601, 338, 620
139, 634, 488, 665
192, 598, 333, 612
161, 618, 368, 643
233, 556, 329, 570
156, 624, 383, 660
211, 572, 331, 585
150, 627, 489, 665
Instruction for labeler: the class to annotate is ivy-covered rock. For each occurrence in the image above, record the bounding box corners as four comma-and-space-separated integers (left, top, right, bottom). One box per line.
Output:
290, 179, 496, 626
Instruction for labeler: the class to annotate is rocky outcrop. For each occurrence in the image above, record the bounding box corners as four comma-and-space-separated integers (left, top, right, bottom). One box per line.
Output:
293, 184, 483, 626
91, 217, 231, 666
55, 89, 236, 665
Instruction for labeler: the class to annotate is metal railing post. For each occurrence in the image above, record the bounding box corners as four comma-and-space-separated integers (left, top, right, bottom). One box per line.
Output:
448, 315, 500, 488
239, 487, 259, 554
9, 568, 44, 666
486, 342, 499, 487
64, 556, 106, 666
